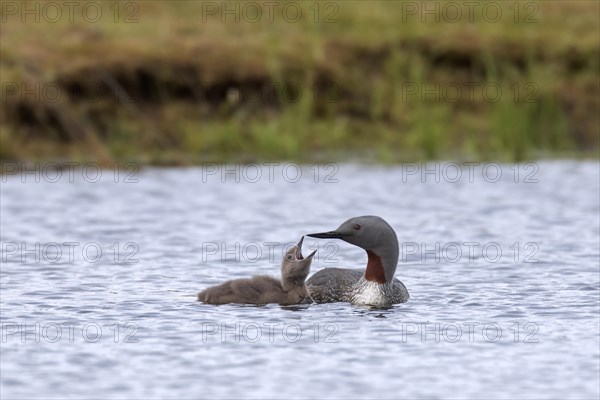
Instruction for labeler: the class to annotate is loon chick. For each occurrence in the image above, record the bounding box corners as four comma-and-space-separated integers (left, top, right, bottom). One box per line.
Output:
306, 216, 409, 307
198, 237, 316, 306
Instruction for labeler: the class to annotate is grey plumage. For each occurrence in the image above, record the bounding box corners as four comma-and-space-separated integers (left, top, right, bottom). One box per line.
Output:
306, 268, 363, 303
307, 268, 408, 304
198, 237, 315, 306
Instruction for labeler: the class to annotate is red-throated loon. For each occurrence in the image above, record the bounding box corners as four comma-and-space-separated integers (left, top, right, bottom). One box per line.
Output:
306, 216, 409, 307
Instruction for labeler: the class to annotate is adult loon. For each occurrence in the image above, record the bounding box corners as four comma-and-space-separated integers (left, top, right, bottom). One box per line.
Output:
306, 216, 409, 307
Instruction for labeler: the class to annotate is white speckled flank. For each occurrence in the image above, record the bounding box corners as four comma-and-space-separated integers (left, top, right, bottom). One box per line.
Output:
350, 279, 396, 307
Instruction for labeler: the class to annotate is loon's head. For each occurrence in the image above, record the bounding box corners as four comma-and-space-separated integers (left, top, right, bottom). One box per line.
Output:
307, 216, 399, 283
281, 236, 316, 289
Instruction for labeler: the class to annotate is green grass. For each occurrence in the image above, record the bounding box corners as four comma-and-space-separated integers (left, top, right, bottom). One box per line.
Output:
1, 0, 599, 165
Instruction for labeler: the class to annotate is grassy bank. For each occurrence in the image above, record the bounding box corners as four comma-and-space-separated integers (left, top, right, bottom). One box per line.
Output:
1, 0, 599, 164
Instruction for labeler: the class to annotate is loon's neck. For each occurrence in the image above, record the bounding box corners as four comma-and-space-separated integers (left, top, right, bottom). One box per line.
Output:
282, 277, 307, 292
364, 245, 399, 284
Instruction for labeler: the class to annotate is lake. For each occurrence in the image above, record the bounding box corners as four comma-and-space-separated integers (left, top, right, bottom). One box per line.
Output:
1, 161, 599, 399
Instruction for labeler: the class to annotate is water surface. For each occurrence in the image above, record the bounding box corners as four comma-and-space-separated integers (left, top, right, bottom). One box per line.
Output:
1, 161, 599, 399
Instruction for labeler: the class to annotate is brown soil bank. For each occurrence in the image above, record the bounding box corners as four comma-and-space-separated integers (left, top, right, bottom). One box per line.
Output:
1, 1, 599, 164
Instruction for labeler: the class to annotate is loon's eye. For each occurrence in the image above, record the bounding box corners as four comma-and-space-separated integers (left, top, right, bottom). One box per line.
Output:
353, 224, 361, 230
286, 254, 293, 260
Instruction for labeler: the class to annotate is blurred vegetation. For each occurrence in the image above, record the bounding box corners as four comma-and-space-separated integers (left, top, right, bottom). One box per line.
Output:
1, 0, 598, 165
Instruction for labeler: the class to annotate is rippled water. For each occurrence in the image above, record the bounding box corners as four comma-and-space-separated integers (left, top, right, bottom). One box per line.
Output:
1, 161, 599, 399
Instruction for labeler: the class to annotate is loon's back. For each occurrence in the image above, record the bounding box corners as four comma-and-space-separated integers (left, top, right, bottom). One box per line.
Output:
306, 268, 363, 303
198, 276, 311, 305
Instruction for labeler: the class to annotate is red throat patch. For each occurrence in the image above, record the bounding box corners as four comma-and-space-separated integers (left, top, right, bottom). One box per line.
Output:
365, 251, 386, 283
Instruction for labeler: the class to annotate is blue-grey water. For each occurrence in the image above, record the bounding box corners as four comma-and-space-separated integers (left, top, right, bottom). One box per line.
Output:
1, 161, 599, 400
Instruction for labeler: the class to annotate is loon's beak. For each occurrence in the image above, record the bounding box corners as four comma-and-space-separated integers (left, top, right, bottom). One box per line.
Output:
295, 236, 305, 259
307, 230, 342, 239
296, 236, 316, 260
